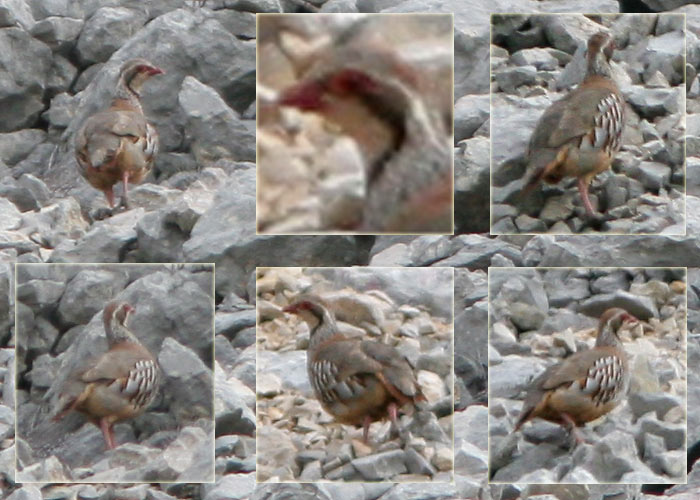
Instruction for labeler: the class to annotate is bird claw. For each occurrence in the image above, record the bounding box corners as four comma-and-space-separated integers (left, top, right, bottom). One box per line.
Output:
90, 207, 115, 221
581, 211, 613, 231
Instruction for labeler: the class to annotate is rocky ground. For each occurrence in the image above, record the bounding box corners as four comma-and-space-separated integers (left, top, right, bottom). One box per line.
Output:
491, 13, 685, 234
256, 267, 454, 482
489, 268, 687, 483
0, 0, 698, 499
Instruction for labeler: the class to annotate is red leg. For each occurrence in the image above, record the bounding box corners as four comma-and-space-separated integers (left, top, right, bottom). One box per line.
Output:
100, 418, 116, 449
362, 415, 372, 443
560, 412, 585, 444
388, 402, 398, 426
577, 178, 596, 216
104, 188, 115, 208
122, 171, 131, 209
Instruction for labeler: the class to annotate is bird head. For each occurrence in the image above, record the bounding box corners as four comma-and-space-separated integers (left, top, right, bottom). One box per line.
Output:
596, 307, 637, 347
283, 294, 328, 317
103, 300, 138, 345
283, 294, 338, 344
118, 58, 165, 96
585, 31, 615, 78
278, 68, 382, 112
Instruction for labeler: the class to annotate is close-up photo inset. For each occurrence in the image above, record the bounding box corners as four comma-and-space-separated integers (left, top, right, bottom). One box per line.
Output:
491, 13, 685, 234
256, 13, 454, 234
488, 267, 687, 484
15, 263, 215, 483
256, 267, 454, 482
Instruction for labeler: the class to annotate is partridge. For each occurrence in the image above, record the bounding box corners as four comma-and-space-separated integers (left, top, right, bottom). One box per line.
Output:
283, 294, 424, 442
75, 58, 164, 212
523, 31, 625, 219
53, 301, 161, 450
513, 308, 637, 441
278, 50, 452, 233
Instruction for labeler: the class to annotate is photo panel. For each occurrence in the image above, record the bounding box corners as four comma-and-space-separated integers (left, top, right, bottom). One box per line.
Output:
488, 267, 687, 484
490, 13, 686, 235
256, 267, 454, 482
453, 268, 489, 486
256, 13, 454, 235
15, 263, 215, 483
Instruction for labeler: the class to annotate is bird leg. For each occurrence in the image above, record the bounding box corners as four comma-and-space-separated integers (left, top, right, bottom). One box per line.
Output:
576, 178, 596, 217
388, 401, 401, 439
362, 415, 372, 443
576, 178, 613, 230
121, 171, 131, 209
104, 187, 116, 209
99, 418, 116, 449
560, 412, 586, 448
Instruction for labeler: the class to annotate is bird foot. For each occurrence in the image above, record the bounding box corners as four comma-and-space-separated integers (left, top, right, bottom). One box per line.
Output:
90, 207, 115, 222
580, 211, 613, 232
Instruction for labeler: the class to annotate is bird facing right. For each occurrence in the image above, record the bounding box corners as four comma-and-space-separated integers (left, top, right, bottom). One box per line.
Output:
522, 31, 625, 221
283, 294, 424, 443
53, 300, 161, 450
513, 307, 637, 443
75, 58, 164, 214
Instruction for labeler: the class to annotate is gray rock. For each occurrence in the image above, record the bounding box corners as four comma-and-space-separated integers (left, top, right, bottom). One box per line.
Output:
639, 415, 686, 450
57, 268, 129, 327
625, 86, 680, 120
578, 289, 658, 320
0, 0, 35, 30
0, 29, 52, 131
178, 76, 255, 165
202, 473, 255, 500
494, 65, 538, 93
0, 129, 47, 166
511, 47, 559, 70
351, 449, 407, 481
48, 209, 142, 263
7, 486, 42, 500
30, 16, 83, 54
159, 337, 213, 423
76, 7, 147, 65
454, 94, 489, 142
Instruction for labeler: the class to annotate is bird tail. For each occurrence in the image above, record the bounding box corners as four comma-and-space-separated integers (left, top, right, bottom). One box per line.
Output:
51, 393, 83, 422
521, 167, 545, 198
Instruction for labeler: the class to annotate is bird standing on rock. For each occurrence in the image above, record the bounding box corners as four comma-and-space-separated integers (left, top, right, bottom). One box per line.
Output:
283, 294, 425, 442
75, 58, 164, 215
53, 301, 161, 450
513, 308, 637, 444
522, 31, 625, 222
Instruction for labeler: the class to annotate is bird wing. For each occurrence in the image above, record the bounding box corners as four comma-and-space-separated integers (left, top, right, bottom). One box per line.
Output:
359, 340, 420, 399
310, 339, 390, 403
529, 86, 617, 153
80, 343, 153, 384
75, 109, 148, 169
539, 349, 609, 391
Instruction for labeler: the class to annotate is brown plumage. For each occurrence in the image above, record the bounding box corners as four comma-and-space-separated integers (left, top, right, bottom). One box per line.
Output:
523, 31, 625, 218
283, 294, 424, 442
53, 301, 161, 450
513, 308, 637, 441
75, 59, 164, 212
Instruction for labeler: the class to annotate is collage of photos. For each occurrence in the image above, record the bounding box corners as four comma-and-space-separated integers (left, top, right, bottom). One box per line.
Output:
0, 2, 699, 500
